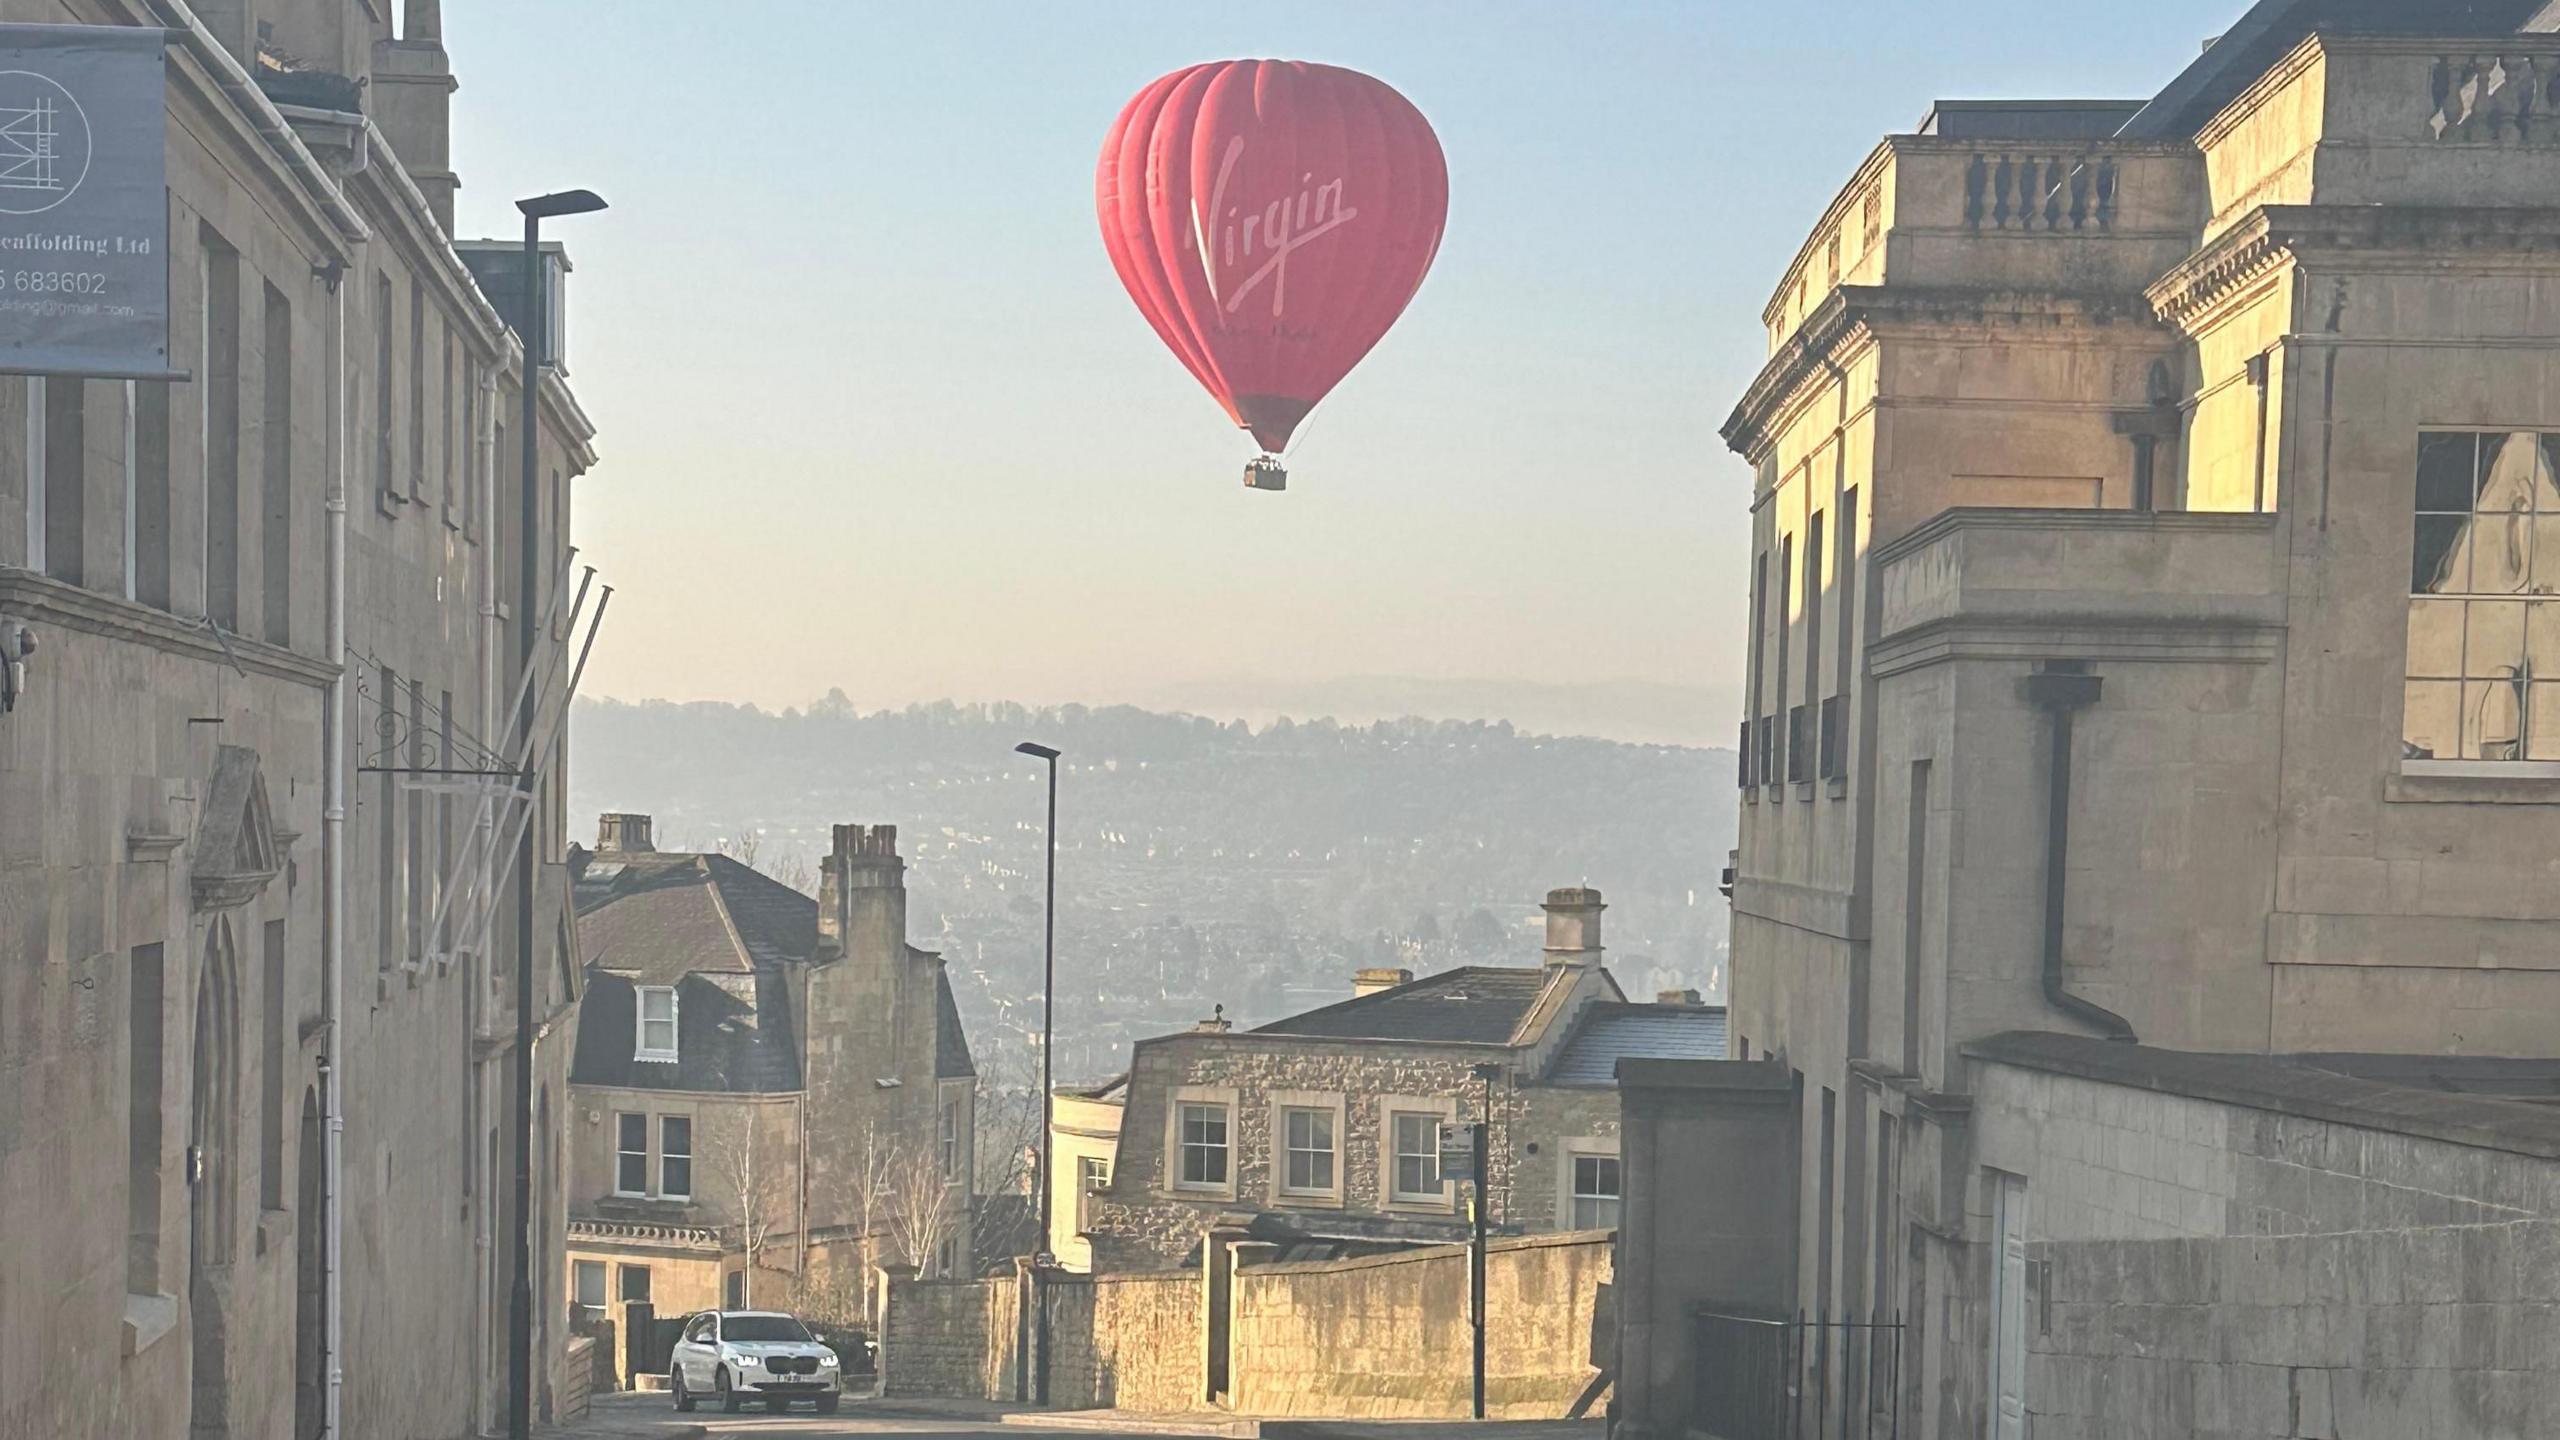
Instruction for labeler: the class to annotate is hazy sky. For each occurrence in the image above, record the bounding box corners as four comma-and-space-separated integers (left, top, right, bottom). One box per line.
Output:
445, 1, 2238, 744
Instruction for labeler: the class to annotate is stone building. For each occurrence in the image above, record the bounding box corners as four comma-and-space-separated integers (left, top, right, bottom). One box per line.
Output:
1046, 1076, 1128, 1274
0, 3, 598, 1437
564, 816, 978, 1334
1623, 2, 2560, 1437
1073, 886, 1726, 1271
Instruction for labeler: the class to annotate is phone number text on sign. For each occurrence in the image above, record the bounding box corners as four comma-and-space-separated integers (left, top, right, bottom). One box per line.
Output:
9, 271, 111, 295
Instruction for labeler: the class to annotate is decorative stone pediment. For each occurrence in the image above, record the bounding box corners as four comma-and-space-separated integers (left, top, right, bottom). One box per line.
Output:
192, 745, 281, 913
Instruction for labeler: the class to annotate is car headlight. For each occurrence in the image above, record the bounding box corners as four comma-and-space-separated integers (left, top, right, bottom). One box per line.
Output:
819, 1353, 839, 1366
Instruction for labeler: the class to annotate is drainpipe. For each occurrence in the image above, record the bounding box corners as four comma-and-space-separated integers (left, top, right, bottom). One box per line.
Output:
319, 244, 351, 1440
2022, 662, 2136, 1043
472, 362, 501, 1434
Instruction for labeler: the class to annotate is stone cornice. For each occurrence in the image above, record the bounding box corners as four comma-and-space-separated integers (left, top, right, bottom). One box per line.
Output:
567, 1217, 723, 1250
2152, 205, 2560, 332
1760, 140, 1894, 329
0, 569, 336, 687
1722, 291, 1870, 462
1867, 616, 2285, 678
1871, 503, 2279, 566
2145, 217, 2288, 332
1724, 286, 2159, 460
2191, 31, 2330, 150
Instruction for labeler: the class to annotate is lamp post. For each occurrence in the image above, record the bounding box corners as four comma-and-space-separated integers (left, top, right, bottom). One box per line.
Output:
1469, 1061, 1502, 1421
509, 187, 605, 1440
1014, 740, 1061, 1403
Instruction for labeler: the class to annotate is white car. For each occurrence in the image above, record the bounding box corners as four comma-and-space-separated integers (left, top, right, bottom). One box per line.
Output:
669, 1310, 843, 1414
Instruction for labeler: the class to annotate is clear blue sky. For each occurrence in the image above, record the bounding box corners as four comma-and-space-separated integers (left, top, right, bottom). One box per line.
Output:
444, 0, 2241, 744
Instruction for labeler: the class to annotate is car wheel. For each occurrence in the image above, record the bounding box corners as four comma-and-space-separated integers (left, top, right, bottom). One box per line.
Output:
817, 1394, 841, 1414
717, 1368, 742, 1413
671, 1366, 695, 1413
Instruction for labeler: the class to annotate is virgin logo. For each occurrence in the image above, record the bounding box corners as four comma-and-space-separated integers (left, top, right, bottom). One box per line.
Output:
1186, 134, 1357, 320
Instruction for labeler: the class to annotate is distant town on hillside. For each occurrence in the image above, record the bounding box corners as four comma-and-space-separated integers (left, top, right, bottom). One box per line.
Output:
569, 693, 1737, 1084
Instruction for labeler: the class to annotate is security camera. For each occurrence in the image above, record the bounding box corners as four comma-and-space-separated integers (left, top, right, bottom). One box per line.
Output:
0, 620, 32, 716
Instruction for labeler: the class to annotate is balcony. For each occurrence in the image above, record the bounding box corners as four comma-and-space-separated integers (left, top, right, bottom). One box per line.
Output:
1873, 508, 2284, 667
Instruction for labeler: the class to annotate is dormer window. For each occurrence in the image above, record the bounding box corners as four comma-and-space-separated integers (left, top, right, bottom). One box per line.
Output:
635, 986, 678, 1063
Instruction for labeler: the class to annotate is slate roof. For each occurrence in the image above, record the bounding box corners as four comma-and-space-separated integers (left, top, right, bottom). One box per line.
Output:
1969, 1030, 2560, 1161
935, 967, 976, 1079
2116, 0, 2550, 139
1547, 1003, 1730, 1086
567, 846, 813, 1094
1250, 966, 1555, 1045
571, 848, 816, 982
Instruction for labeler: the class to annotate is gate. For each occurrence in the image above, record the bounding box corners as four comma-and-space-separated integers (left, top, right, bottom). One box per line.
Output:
1692, 1308, 1902, 1440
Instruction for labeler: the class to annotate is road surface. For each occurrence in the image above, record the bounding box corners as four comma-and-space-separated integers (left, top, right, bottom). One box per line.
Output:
559, 1391, 1216, 1440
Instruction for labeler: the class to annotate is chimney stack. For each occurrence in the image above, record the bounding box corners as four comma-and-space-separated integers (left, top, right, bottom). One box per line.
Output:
596, 813, 654, 854
1542, 886, 1605, 968
1354, 967, 1413, 999
1656, 989, 1704, 1008
817, 823, 905, 955
370, 2, 460, 232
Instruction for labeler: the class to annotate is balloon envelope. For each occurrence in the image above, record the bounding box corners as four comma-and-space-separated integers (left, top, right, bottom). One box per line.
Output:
1096, 60, 1448, 454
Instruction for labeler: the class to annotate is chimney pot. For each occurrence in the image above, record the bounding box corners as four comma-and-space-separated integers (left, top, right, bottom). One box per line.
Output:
1541, 885, 1605, 966
596, 813, 654, 853
1354, 967, 1414, 998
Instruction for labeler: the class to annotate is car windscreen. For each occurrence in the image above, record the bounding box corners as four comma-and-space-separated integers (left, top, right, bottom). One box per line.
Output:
722, 1316, 812, 1342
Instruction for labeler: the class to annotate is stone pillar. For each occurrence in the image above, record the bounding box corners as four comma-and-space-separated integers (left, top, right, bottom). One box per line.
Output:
875, 1263, 919, 1396
1199, 1218, 1254, 1406
1611, 1059, 1799, 1440
1225, 1240, 1281, 1411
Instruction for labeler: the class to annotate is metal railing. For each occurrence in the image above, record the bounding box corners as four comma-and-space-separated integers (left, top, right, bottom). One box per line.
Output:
1693, 1308, 1902, 1440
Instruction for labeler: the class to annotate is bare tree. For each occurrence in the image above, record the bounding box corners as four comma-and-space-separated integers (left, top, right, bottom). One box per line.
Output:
712, 828, 816, 895
973, 1043, 1042, 1263
712, 828, 763, 870
881, 1132, 964, 1278
708, 1111, 791, 1307
765, 847, 815, 895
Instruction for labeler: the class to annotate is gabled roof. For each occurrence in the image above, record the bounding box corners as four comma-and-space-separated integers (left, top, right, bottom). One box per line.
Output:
571, 847, 816, 984
1251, 966, 1556, 1046
1546, 1003, 1730, 1086
567, 845, 813, 1094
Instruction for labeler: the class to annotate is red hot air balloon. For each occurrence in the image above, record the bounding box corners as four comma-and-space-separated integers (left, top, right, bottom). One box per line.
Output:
1096, 60, 1448, 491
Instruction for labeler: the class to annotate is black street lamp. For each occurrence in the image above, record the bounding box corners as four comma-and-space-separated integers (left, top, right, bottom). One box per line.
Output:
1014, 739, 1060, 1402
510, 186, 604, 1440
1469, 1060, 1502, 1421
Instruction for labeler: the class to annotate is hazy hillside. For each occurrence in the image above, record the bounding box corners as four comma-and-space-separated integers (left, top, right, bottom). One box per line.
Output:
569, 693, 1737, 1082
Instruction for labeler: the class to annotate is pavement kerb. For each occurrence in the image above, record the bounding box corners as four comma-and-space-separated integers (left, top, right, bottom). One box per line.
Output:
996, 1411, 1261, 1438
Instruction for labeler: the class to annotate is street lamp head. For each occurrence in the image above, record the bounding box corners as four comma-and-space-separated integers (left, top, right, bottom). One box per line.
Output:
516, 188, 608, 220
1015, 741, 1061, 761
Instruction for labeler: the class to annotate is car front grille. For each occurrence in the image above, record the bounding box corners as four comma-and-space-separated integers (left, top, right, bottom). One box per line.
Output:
766, 1355, 818, 1375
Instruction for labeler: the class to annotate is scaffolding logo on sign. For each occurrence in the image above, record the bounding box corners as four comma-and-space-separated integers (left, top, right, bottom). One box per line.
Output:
0, 69, 86, 215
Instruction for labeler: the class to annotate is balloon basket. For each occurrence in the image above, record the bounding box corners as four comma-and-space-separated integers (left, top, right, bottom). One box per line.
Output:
1244, 455, 1288, 492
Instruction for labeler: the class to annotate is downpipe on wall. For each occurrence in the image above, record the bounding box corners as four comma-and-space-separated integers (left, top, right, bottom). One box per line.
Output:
473, 363, 501, 1434
319, 242, 352, 1440
2024, 662, 2138, 1044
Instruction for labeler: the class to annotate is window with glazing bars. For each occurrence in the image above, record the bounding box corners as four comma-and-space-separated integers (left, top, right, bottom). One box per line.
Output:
2406, 431, 2560, 764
